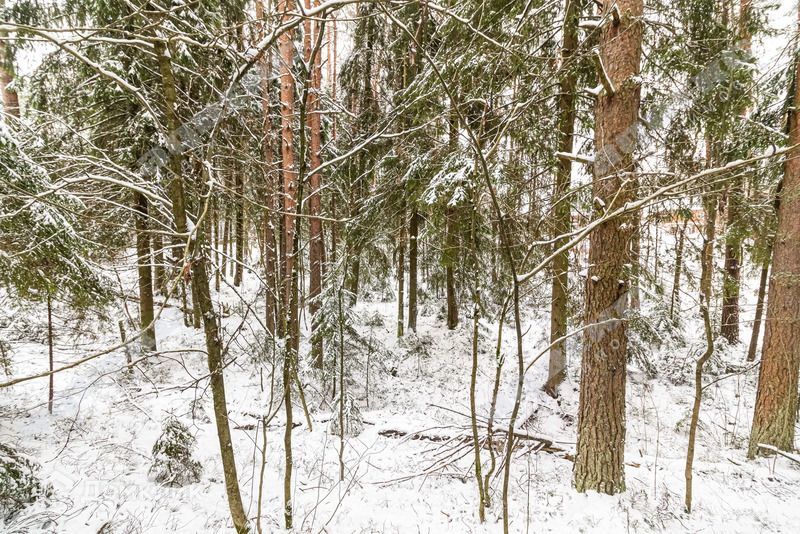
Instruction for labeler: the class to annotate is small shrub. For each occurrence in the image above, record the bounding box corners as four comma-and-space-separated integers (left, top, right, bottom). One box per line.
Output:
0, 444, 51, 521
328, 394, 365, 437
148, 417, 202, 487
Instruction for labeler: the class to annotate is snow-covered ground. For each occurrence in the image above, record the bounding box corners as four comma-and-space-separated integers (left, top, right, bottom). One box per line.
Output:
1, 241, 799, 533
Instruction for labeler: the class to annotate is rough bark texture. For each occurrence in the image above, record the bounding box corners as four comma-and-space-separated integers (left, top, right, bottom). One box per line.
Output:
545, 0, 580, 397
134, 192, 157, 354
573, 0, 643, 495
748, 13, 800, 456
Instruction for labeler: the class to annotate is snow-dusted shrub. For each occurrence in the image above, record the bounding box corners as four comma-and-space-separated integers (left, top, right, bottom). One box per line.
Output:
627, 305, 686, 379
328, 394, 364, 437
0, 444, 51, 521
363, 310, 384, 328
148, 418, 202, 487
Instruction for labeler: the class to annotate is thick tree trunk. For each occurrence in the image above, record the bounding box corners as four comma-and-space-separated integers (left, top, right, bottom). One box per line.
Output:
573, 0, 643, 495
545, 0, 580, 397
748, 11, 800, 456
134, 192, 157, 354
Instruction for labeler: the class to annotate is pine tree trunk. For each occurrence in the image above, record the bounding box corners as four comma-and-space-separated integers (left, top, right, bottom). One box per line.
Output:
307, 1, 326, 367
445, 206, 458, 330
721, 185, 741, 343
670, 217, 689, 322
254, 0, 277, 334
397, 207, 406, 338
134, 192, 157, 354
748, 12, 800, 456
573, 0, 643, 495
233, 170, 245, 287
408, 209, 420, 332
747, 253, 770, 362
545, 0, 580, 397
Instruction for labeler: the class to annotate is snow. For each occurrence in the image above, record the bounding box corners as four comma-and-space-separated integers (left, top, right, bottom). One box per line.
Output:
1, 232, 799, 533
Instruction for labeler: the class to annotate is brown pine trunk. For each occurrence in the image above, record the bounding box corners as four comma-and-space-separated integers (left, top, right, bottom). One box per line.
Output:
545, 0, 580, 397
134, 192, 157, 354
573, 0, 643, 495
748, 8, 800, 456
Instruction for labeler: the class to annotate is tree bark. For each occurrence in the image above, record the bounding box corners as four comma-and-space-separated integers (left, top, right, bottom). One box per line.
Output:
685, 194, 717, 514
47, 293, 54, 415
408, 209, 420, 332
545, 0, 580, 397
134, 192, 157, 354
397, 206, 406, 338
233, 170, 245, 287
191, 247, 249, 533
721, 185, 741, 343
307, 0, 326, 367
278, 0, 296, 525
747, 253, 771, 362
573, 0, 643, 495
0, 1, 20, 121
748, 9, 800, 456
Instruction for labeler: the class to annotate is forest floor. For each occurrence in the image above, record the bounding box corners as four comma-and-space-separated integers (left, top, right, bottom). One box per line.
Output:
1, 264, 799, 533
